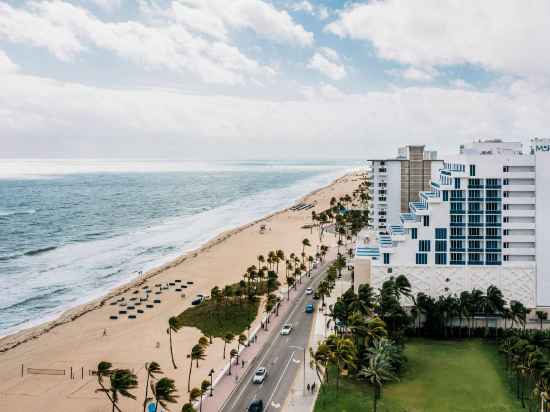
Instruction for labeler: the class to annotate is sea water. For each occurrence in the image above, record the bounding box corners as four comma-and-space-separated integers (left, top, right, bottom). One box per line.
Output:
0, 159, 359, 337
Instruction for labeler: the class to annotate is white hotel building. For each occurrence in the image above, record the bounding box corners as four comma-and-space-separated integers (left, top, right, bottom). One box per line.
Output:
354, 139, 550, 308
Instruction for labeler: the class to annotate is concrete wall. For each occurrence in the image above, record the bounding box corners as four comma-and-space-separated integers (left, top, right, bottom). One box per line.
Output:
535, 141, 550, 306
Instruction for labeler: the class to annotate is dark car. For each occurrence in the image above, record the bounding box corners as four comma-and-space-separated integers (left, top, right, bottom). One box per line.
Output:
191, 294, 205, 305
313, 292, 320, 300
247, 399, 263, 412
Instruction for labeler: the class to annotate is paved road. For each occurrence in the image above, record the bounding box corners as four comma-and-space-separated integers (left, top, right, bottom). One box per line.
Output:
220, 263, 329, 412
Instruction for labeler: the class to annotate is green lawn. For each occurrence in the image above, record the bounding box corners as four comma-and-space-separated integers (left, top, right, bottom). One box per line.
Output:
314, 339, 522, 412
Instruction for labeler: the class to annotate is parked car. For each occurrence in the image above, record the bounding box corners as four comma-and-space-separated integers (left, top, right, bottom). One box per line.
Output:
191, 295, 205, 305
280, 324, 293, 335
305, 303, 314, 313
247, 399, 264, 412
313, 292, 320, 300
305, 287, 313, 295
252, 367, 268, 384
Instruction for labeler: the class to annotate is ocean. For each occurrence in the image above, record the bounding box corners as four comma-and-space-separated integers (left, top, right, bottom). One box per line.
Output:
0, 159, 359, 337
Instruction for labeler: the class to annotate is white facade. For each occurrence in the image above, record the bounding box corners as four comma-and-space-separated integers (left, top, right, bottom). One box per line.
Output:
358, 139, 550, 308
369, 146, 442, 232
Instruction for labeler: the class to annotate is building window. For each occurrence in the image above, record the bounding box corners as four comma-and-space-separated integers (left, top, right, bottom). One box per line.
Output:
454, 178, 461, 189
468, 227, 481, 237
411, 228, 417, 239
443, 191, 449, 201
423, 216, 430, 227
451, 240, 464, 250
383, 253, 390, 264
487, 240, 500, 250
503, 242, 509, 248
450, 227, 464, 237
503, 166, 509, 172
435, 253, 447, 265
419, 240, 431, 252
435, 228, 447, 239
469, 164, 476, 176
435, 240, 447, 252
416, 253, 428, 265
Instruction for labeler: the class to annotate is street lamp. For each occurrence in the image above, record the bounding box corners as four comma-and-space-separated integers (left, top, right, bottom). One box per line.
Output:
208, 369, 214, 396
290, 345, 306, 396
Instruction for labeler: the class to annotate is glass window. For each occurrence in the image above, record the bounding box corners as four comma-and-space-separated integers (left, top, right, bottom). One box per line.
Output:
419, 240, 431, 252
411, 228, 417, 239
435, 253, 447, 265
416, 253, 428, 265
383, 253, 390, 264
423, 216, 430, 227
435, 228, 447, 239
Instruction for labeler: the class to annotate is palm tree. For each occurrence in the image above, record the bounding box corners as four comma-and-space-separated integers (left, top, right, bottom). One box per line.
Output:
168, 317, 181, 369
358, 352, 397, 412
95, 362, 121, 412
325, 335, 356, 391
310, 343, 331, 384
223, 333, 234, 359
302, 238, 311, 264
189, 387, 201, 406
151, 377, 179, 411
228, 349, 238, 376
188, 344, 206, 392
199, 380, 210, 412
97, 368, 138, 412
536, 311, 548, 330
237, 334, 247, 357
143, 362, 163, 412
181, 403, 196, 412
198, 336, 209, 348
276, 250, 285, 274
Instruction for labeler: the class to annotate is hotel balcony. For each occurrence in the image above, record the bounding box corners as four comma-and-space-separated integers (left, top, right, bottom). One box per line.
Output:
504, 185, 536, 192
502, 222, 536, 230
503, 197, 536, 205
504, 248, 536, 256
503, 171, 535, 179
503, 235, 536, 243
409, 202, 429, 216
502, 209, 535, 218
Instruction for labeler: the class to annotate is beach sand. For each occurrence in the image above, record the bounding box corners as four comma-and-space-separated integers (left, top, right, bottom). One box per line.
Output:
0, 173, 360, 412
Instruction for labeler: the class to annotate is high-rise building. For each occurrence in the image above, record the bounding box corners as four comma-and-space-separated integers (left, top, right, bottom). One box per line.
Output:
369, 146, 443, 232
355, 139, 550, 308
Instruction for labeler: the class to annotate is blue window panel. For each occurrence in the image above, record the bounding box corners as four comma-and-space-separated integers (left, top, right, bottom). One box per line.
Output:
423, 216, 430, 227
383, 253, 390, 264
435, 253, 447, 265
469, 164, 476, 177
443, 191, 449, 201
411, 228, 417, 239
435, 240, 447, 252
416, 253, 428, 265
435, 228, 447, 239
454, 178, 461, 189
419, 240, 431, 252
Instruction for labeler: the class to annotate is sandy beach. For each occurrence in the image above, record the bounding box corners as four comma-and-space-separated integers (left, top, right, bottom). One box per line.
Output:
0, 172, 359, 412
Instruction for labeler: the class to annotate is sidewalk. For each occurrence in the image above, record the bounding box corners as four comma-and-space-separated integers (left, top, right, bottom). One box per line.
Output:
283, 272, 352, 412
195, 257, 335, 412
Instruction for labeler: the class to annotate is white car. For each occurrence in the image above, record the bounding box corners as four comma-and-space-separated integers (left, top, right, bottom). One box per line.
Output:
252, 367, 268, 384
305, 287, 313, 295
280, 324, 293, 335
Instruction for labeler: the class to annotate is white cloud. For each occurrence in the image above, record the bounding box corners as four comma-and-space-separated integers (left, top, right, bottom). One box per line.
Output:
307, 47, 346, 81
90, 0, 123, 12
291, 1, 314, 13
143, 0, 314, 46
326, 0, 550, 79
0, 50, 18, 73
289, 1, 330, 21
0, 1, 275, 84
2, 70, 549, 158
387, 66, 439, 82
450, 79, 474, 89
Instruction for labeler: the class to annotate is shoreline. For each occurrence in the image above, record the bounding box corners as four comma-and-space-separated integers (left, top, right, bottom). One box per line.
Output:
0, 173, 350, 353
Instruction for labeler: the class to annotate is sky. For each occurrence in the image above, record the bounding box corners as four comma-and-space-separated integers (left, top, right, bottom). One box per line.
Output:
1, 0, 549, 159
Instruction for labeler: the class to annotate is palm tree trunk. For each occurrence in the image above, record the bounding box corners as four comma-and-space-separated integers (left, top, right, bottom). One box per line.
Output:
169, 329, 177, 369
373, 385, 378, 412
223, 342, 227, 359
188, 358, 193, 392
143, 371, 150, 412
98, 381, 122, 412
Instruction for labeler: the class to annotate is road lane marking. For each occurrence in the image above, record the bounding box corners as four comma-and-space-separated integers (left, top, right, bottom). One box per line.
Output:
265, 352, 295, 412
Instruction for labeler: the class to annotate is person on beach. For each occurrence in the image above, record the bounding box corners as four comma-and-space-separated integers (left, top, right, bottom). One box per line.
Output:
102, 329, 107, 337
307, 383, 310, 393
312, 382, 316, 392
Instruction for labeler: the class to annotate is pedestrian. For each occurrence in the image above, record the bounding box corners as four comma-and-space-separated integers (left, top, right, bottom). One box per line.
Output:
102, 329, 107, 337
307, 383, 310, 393
312, 382, 316, 392
241, 359, 245, 368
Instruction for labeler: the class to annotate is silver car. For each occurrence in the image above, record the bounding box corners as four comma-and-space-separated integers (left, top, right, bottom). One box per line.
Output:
252, 367, 268, 384
280, 324, 292, 335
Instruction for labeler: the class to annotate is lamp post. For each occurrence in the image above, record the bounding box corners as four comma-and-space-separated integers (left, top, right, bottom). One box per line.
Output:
290, 345, 306, 395
208, 369, 214, 396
